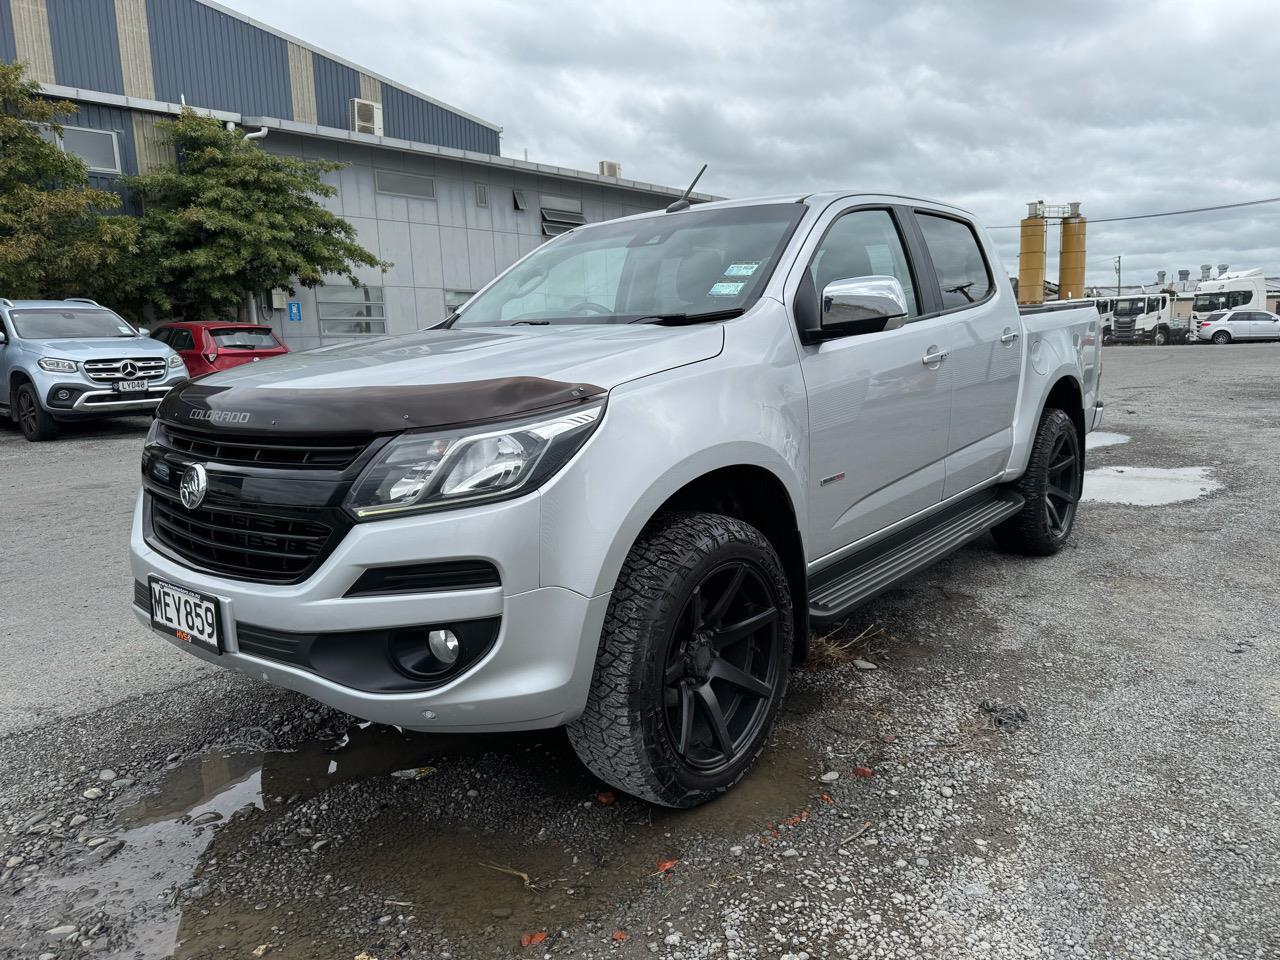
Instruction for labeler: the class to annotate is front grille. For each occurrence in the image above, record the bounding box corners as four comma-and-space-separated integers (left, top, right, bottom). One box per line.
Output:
1113, 318, 1136, 338
83, 357, 168, 382
147, 488, 334, 583
160, 424, 366, 471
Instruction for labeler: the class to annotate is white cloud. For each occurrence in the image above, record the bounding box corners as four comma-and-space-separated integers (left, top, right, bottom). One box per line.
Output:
227, 0, 1279, 284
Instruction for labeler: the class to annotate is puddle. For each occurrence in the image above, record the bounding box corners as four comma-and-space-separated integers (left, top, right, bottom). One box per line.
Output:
1085, 431, 1130, 450
1081, 466, 1222, 506
38, 721, 822, 958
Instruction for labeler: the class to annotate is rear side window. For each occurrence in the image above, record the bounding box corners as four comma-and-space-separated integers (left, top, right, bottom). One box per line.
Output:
211, 327, 279, 349
916, 213, 994, 310
168, 328, 195, 350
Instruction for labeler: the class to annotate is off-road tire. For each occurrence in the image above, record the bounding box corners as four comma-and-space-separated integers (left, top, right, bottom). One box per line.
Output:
567, 512, 793, 807
992, 407, 1081, 556
1212, 330, 1231, 345
15, 382, 58, 441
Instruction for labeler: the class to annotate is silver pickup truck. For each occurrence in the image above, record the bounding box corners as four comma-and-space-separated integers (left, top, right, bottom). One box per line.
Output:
129, 192, 1102, 806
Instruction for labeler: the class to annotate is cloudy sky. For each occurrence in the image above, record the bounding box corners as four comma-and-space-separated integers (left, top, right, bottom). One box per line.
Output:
227, 0, 1277, 286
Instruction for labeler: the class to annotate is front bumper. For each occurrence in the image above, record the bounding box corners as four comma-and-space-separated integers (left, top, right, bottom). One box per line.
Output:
128, 490, 610, 732
1091, 399, 1105, 430
39, 368, 187, 418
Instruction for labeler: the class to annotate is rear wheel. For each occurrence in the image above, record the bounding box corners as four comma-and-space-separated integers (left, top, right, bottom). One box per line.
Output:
1212, 330, 1231, 345
15, 383, 58, 441
567, 512, 793, 807
993, 407, 1082, 556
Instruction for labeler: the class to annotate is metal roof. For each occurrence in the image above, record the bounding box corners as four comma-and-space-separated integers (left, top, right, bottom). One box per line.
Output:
194, 0, 502, 133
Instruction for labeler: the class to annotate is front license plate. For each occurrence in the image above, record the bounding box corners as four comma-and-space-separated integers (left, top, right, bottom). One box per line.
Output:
114, 379, 148, 393
149, 577, 221, 653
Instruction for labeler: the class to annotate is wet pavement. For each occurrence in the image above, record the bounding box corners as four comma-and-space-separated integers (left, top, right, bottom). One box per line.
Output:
3, 344, 1279, 960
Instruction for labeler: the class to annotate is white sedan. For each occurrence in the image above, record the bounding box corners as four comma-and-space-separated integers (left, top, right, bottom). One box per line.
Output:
1196, 308, 1280, 343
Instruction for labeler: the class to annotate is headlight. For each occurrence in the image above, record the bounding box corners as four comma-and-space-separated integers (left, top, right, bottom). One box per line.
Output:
346, 400, 604, 519
167, 354, 184, 369
38, 357, 77, 373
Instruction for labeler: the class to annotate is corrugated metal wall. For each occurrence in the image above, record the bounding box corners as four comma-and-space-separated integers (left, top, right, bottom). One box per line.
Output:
381, 84, 500, 156
144, 0, 293, 118
311, 53, 361, 129
46, 0, 123, 94
0, 1, 16, 63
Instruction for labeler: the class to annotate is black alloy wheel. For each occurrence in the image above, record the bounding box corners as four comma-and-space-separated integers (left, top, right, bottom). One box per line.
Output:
15, 383, 57, 441
661, 560, 781, 774
1043, 427, 1081, 540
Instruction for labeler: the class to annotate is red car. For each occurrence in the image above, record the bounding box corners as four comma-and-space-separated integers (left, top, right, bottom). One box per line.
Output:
149, 321, 288, 378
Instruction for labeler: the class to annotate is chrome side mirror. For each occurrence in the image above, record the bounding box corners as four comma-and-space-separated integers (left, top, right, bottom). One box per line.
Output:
821, 276, 909, 336
0, 330, 6, 345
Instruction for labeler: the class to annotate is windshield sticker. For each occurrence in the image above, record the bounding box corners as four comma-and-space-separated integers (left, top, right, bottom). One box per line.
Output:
723, 261, 761, 277
117, 325, 133, 334
708, 281, 746, 297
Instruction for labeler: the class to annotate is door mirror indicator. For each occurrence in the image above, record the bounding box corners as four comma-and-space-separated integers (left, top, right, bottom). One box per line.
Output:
820, 276, 909, 337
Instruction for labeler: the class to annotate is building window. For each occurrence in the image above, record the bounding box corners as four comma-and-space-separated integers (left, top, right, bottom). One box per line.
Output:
317, 285, 386, 337
37, 124, 122, 174
475, 183, 489, 208
445, 290, 475, 314
513, 189, 528, 211
374, 169, 435, 200
540, 194, 586, 237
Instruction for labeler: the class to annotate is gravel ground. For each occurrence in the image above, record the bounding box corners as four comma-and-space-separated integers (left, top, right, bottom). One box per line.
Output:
0, 344, 1277, 960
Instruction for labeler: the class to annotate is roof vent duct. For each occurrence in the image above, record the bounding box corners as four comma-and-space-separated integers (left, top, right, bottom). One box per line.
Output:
1200, 264, 1212, 280
1217, 263, 1230, 277
598, 160, 621, 178
1156, 270, 1166, 285
1178, 269, 1191, 282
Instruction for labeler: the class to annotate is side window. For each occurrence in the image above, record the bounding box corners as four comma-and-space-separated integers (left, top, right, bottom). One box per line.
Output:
169, 329, 195, 351
916, 213, 994, 310
808, 209, 919, 318
150, 328, 170, 345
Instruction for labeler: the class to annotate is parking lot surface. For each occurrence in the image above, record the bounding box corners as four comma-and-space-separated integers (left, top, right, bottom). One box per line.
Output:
1, 344, 1277, 959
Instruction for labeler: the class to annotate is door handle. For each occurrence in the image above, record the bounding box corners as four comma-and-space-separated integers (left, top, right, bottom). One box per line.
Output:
1000, 329, 1020, 344
921, 348, 949, 366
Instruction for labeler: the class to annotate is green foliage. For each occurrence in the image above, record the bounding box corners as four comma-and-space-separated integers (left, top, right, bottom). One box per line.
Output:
0, 61, 137, 301
126, 110, 388, 320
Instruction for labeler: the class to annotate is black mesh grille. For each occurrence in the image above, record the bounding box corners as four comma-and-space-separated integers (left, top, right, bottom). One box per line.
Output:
134, 580, 151, 613
147, 489, 333, 583
160, 424, 366, 471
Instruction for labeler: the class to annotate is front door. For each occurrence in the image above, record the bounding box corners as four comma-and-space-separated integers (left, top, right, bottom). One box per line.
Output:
911, 212, 1020, 497
798, 207, 952, 560
1249, 311, 1279, 340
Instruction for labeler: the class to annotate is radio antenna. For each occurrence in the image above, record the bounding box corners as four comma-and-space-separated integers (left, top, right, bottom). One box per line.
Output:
665, 164, 708, 213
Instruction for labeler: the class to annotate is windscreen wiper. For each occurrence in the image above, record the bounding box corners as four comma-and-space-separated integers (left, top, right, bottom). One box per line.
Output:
628, 307, 745, 325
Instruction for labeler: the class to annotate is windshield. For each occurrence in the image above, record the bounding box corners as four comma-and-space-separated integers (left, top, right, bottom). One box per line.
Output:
1113, 298, 1146, 317
11, 309, 137, 339
211, 327, 279, 349
451, 203, 806, 328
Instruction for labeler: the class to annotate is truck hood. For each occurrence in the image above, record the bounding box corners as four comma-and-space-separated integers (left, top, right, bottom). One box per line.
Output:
27, 337, 173, 358
157, 324, 724, 437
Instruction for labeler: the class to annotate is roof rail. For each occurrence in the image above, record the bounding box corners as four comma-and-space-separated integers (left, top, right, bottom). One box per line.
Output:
64, 297, 99, 305
0, 298, 12, 308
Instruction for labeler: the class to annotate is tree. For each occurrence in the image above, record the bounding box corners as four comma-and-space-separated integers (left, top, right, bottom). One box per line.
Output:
127, 110, 388, 320
0, 61, 137, 301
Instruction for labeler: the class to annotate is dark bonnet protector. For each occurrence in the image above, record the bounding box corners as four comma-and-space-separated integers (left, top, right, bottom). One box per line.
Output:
157, 377, 605, 438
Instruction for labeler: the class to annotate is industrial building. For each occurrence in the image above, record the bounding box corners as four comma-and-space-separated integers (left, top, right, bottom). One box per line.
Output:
0, 0, 713, 347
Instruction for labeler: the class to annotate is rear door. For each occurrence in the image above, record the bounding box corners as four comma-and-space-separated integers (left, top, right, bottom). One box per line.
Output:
909, 211, 1020, 497
1228, 311, 1253, 340
794, 204, 953, 559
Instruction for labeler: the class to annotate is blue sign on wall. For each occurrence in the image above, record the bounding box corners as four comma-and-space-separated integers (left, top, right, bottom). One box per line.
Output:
287, 301, 302, 322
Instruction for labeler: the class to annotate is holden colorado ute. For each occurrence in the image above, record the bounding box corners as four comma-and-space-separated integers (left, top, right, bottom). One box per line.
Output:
129, 193, 1103, 807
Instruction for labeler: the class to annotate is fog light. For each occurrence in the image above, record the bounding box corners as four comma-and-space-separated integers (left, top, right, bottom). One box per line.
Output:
56, 389, 71, 401
427, 628, 460, 665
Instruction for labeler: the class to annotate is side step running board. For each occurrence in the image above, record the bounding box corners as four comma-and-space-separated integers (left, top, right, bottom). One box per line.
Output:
808, 490, 1024, 623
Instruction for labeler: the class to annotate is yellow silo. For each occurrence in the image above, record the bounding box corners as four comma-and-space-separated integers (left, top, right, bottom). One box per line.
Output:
1059, 205, 1086, 300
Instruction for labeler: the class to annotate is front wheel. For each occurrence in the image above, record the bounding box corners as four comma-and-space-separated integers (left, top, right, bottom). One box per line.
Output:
1212, 330, 1231, 345
567, 512, 793, 807
15, 383, 58, 441
1152, 328, 1167, 346
992, 407, 1082, 556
